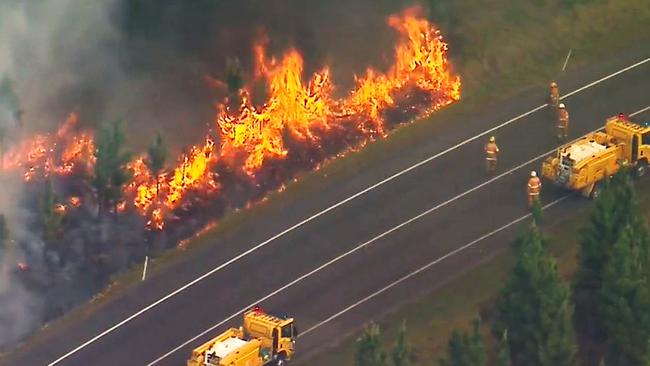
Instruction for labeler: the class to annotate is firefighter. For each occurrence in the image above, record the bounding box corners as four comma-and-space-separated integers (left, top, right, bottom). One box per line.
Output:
557, 103, 569, 140
484, 136, 499, 173
527, 170, 542, 208
549, 81, 559, 108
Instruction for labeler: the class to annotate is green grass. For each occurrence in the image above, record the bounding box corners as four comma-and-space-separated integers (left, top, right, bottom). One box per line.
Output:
305, 184, 650, 366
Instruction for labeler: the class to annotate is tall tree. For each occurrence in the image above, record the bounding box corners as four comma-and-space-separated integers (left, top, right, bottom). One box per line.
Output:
573, 170, 639, 344
0, 124, 5, 170
92, 121, 131, 216
392, 321, 410, 366
600, 223, 650, 365
0, 213, 8, 250
496, 329, 511, 366
494, 221, 577, 366
0, 75, 23, 124
439, 318, 486, 366
41, 179, 64, 247
146, 132, 167, 198
225, 57, 244, 94
356, 322, 387, 366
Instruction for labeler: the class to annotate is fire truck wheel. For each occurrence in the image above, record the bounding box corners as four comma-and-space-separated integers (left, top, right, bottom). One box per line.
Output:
635, 160, 648, 178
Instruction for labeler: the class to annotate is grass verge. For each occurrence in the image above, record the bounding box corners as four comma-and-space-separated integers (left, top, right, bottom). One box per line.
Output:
306, 183, 650, 366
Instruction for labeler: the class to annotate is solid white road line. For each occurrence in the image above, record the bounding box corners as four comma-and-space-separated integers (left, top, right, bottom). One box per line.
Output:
48, 57, 650, 366
298, 196, 569, 338
562, 49, 573, 72
631, 105, 650, 116
148, 103, 650, 365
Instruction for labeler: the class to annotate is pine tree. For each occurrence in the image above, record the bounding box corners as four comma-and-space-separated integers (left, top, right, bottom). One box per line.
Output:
225, 57, 244, 94
0, 213, 8, 248
439, 318, 486, 366
0, 75, 23, 124
573, 170, 639, 344
92, 121, 131, 217
496, 329, 511, 366
494, 221, 577, 366
356, 322, 387, 366
0, 124, 6, 170
41, 179, 64, 246
392, 321, 409, 366
146, 132, 167, 198
600, 223, 650, 365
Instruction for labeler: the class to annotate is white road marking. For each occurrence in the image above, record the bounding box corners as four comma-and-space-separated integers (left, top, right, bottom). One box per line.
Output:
562, 49, 573, 72
47, 57, 650, 366
632, 105, 650, 116
148, 104, 650, 364
298, 196, 569, 338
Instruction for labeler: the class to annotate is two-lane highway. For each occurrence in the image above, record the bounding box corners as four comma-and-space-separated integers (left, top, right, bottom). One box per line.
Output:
2, 50, 649, 366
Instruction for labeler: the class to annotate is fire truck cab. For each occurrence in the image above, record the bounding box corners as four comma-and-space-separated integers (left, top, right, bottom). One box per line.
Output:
541, 115, 650, 197
187, 306, 297, 366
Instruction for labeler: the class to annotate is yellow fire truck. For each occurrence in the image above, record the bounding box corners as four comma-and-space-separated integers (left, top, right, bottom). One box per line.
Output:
541, 114, 650, 197
187, 306, 297, 366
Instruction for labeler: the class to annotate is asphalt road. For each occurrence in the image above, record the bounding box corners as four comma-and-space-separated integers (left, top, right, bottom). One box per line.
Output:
2, 48, 650, 366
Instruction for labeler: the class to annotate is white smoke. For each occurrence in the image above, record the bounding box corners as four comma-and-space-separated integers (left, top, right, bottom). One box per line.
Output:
0, 0, 122, 349
0, 0, 126, 131
0, 174, 46, 349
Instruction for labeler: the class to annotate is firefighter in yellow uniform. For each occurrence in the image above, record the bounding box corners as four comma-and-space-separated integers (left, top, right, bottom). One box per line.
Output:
557, 103, 569, 140
527, 171, 542, 208
549, 81, 559, 108
484, 136, 499, 173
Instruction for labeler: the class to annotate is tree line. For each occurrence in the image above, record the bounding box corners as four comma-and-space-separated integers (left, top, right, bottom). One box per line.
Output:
353, 169, 650, 366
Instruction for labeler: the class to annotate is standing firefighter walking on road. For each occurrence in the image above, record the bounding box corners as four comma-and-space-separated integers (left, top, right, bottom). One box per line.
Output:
484, 136, 499, 173
549, 81, 560, 108
527, 171, 542, 208
557, 103, 570, 140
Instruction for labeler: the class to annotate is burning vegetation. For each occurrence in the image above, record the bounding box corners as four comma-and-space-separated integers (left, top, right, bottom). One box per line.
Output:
1, 8, 460, 233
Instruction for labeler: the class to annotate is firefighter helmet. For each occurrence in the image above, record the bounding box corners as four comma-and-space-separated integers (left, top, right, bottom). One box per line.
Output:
550, 81, 557, 88
489, 136, 495, 143
531, 171, 537, 177
559, 103, 565, 109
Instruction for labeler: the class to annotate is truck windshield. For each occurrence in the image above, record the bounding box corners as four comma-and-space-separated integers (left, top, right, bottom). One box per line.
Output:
561, 156, 574, 167
281, 324, 295, 338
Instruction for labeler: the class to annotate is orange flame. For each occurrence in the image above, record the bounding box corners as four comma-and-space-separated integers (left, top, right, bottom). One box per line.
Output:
69, 196, 81, 207
126, 137, 220, 229
3, 9, 460, 232
1, 113, 96, 181
217, 7, 460, 176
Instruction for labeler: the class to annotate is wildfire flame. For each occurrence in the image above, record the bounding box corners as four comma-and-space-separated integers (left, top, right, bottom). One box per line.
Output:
216, 7, 460, 175
125, 136, 219, 229
1, 8, 460, 231
1, 113, 95, 181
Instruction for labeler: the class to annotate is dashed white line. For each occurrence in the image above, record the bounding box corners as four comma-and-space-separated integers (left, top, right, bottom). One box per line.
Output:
48, 57, 650, 366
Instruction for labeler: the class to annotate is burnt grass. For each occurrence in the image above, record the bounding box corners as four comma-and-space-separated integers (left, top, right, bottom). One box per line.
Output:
9, 88, 450, 349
